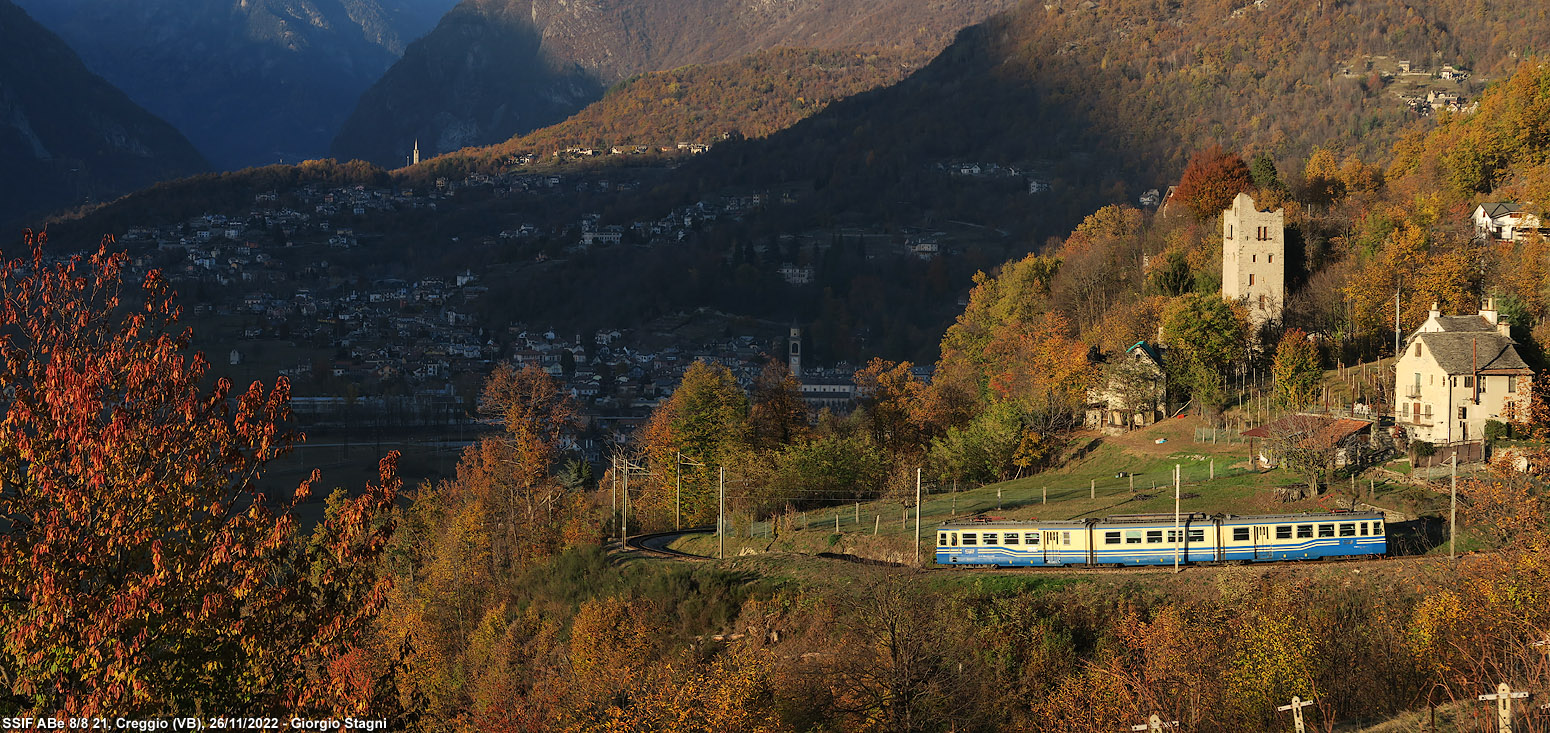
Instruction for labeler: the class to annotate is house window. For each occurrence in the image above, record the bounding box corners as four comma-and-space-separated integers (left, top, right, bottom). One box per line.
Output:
1464, 376, 1474, 389
1402, 403, 1410, 416
1415, 343, 1422, 357
1227, 224, 1234, 238
1249, 274, 1255, 285
1259, 295, 1266, 309
1268, 254, 1274, 263
1457, 405, 1467, 420
1508, 375, 1518, 393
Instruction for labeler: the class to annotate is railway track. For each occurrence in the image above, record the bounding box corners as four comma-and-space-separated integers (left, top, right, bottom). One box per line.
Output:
617, 530, 1444, 574
622, 528, 716, 561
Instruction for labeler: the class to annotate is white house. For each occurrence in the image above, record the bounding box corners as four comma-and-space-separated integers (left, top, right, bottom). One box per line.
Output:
1472, 202, 1548, 242
1394, 298, 1535, 446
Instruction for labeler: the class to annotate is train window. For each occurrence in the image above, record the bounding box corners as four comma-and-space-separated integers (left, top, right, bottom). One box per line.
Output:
1005, 533, 1020, 545
1297, 525, 1313, 538
962, 533, 978, 546
1188, 529, 1204, 543
1339, 523, 1356, 537
1062, 532, 1071, 546
1360, 523, 1368, 535
1232, 527, 1250, 542
1276, 525, 1292, 539
1026, 532, 1040, 545
984, 533, 999, 545
952, 533, 959, 546
1146, 530, 1163, 544
1372, 521, 1384, 535
938, 532, 950, 546
1166, 529, 1180, 543
1318, 525, 1334, 538
1105, 531, 1121, 545
1125, 530, 1142, 544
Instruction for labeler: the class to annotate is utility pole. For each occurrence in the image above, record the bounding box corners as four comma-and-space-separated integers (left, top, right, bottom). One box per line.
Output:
1174, 463, 1181, 573
1276, 696, 1315, 733
622, 458, 629, 546
915, 468, 922, 567
1090, 479, 1095, 500
610, 453, 618, 543
1395, 287, 1401, 359
1477, 682, 1529, 733
718, 467, 725, 560
1450, 452, 1458, 561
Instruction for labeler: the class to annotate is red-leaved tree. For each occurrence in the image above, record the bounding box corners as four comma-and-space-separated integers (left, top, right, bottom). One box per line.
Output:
0, 233, 398, 715
1172, 145, 1254, 221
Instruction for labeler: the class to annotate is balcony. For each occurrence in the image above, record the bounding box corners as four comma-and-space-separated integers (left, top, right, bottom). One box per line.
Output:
1404, 385, 1422, 398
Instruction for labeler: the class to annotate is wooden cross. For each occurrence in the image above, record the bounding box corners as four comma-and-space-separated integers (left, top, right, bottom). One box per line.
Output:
1129, 714, 1178, 732
1276, 696, 1315, 733
1477, 682, 1531, 733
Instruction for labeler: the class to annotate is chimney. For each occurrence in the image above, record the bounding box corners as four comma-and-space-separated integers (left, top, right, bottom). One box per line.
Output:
1499, 319, 1513, 338
1480, 296, 1499, 325
1429, 301, 1441, 319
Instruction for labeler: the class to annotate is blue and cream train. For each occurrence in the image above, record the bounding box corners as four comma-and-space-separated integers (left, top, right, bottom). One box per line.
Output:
935, 511, 1387, 567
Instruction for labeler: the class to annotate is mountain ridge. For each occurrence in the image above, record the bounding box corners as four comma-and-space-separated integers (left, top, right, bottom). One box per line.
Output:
329, 0, 1019, 166
15, 0, 460, 169
0, 0, 207, 228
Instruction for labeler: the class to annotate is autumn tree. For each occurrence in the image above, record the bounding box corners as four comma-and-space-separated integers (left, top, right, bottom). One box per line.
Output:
749, 360, 808, 450
634, 360, 751, 527
0, 235, 399, 715
1271, 329, 1321, 408
1161, 293, 1248, 408
1172, 145, 1253, 221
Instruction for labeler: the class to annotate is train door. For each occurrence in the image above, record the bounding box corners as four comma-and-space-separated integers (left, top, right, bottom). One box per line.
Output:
1253, 525, 1272, 560
1043, 530, 1062, 564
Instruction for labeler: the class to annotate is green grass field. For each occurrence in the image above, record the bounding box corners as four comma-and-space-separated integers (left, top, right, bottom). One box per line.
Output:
671, 415, 1452, 562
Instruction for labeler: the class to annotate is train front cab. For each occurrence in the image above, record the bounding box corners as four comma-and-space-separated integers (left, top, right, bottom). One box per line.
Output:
1219, 513, 1387, 561
935, 522, 1089, 567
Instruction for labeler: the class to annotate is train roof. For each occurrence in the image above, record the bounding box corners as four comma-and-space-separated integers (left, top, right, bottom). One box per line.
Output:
940, 509, 1385, 529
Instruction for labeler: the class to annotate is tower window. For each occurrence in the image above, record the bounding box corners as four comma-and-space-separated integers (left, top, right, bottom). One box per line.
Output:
1252, 254, 1257, 262
1249, 274, 1255, 285
1268, 254, 1273, 263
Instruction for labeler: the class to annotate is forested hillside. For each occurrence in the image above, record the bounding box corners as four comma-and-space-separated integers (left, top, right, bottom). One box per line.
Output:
657, 0, 1547, 238
0, 0, 207, 228
405, 48, 929, 179
329, 0, 1018, 166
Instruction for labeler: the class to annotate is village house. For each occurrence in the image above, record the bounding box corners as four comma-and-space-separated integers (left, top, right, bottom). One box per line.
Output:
1394, 298, 1535, 446
1472, 202, 1548, 242
1085, 341, 1167, 433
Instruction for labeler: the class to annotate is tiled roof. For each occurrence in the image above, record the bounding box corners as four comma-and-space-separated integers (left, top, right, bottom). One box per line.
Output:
1242, 415, 1372, 449
1478, 202, 1524, 219
1416, 331, 1532, 374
